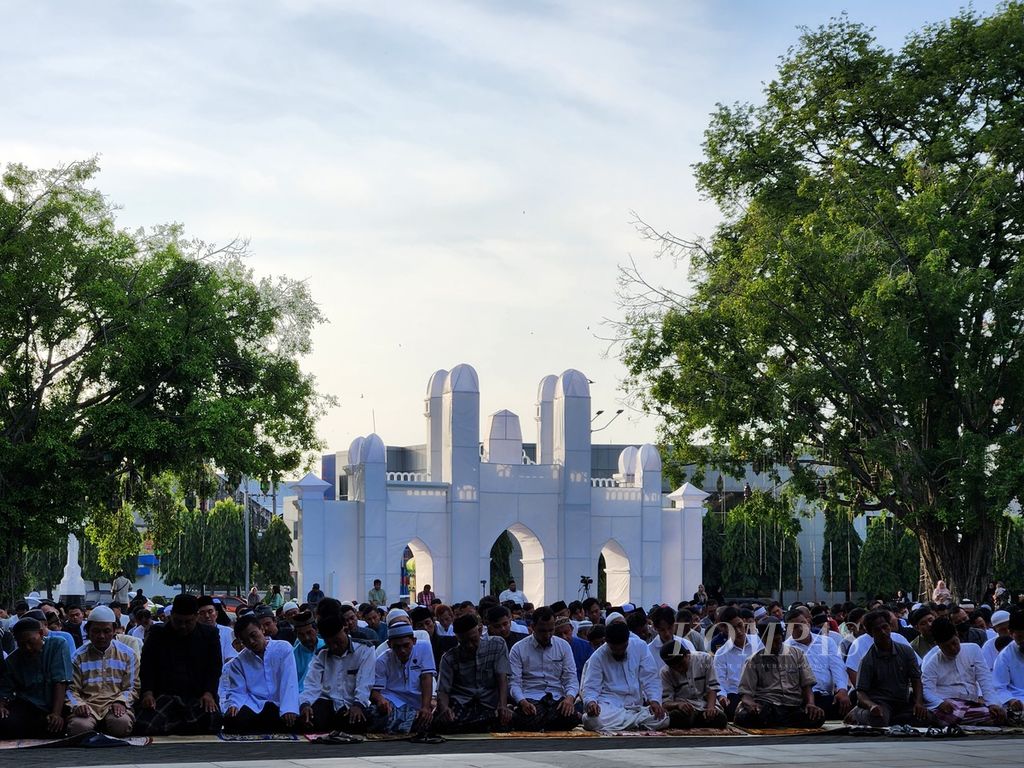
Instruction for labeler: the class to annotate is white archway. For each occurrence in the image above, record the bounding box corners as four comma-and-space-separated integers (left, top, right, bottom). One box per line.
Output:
600, 539, 631, 606
506, 523, 546, 607
404, 537, 435, 602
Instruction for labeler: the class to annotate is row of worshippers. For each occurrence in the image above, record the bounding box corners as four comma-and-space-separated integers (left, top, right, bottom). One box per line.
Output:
4, 593, 1024, 738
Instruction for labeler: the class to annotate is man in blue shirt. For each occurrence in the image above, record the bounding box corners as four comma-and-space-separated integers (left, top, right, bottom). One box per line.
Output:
0, 618, 72, 737
292, 612, 324, 692
554, 616, 592, 683
370, 623, 435, 733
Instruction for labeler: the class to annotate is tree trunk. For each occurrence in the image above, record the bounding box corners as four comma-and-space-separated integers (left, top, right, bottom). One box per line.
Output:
917, 524, 993, 605
0, 531, 25, 608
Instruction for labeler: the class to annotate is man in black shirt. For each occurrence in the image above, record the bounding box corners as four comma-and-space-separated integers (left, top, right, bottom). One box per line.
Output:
134, 594, 223, 735
486, 606, 528, 651
845, 609, 934, 727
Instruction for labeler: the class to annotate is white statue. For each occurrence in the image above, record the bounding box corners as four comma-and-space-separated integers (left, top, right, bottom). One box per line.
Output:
58, 532, 86, 598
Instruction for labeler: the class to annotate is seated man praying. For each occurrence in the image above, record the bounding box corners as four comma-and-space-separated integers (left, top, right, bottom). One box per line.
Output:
370, 622, 435, 734
66, 605, 139, 737
0, 617, 71, 738
220, 614, 300, 733
659, 641, 727, 729
508, 607, 581, 732
435, 614, 513, 733
299, 614, 377, 733
921, 616, 1005, 726
581, 621, 668, 732
734, 621, 825, 729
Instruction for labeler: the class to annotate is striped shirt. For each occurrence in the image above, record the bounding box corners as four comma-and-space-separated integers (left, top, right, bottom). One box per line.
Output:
67, 639, 139, 716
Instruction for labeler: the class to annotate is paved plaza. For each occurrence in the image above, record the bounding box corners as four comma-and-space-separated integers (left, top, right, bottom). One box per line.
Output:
2, 736, 1018, 768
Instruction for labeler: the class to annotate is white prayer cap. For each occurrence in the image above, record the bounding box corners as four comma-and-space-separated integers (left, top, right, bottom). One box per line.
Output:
282, 601, 299, 613
753, 607, 767, 619
911, 603, 922, 610
87, 605, 117, 625
606, 612, 625, 625
386, 608, 410, 625
992, 610, 1011, 627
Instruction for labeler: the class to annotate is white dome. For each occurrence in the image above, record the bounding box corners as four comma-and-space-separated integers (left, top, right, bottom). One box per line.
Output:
361, 433, 387, 464
536, 374, 558, 403
635, 443, 662, 473
617, 446, 639, 476
426, 369, 449, 398
555, 369, 590, 398
348, 436, 365, 465
445, 363, 480, 394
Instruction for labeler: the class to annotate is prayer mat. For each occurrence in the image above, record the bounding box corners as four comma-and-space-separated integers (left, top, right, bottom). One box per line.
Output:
217, 732, 302, 741
737, 726, 828, 736
490, 730, 600, 739
0, 734, 152, 749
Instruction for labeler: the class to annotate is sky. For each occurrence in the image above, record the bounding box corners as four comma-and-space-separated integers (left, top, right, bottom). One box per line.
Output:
0, 0, 1001, 457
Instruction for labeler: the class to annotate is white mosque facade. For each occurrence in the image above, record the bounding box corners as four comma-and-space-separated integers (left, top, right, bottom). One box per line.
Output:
284, 364, 706, 607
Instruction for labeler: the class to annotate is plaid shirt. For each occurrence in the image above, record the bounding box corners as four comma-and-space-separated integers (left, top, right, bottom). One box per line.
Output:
438, 636, 510, 708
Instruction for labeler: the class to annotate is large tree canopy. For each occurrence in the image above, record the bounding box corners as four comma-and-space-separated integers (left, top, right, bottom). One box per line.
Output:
619, 3, 1024, 601
0, 159, 330, 605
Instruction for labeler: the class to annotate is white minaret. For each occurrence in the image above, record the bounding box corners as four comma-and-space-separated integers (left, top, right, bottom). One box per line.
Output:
442, 364, 482, 601
553, 369, 592, 601
57, 533, 86, 607
425, 369, 448, 481
535, 374, 557, 465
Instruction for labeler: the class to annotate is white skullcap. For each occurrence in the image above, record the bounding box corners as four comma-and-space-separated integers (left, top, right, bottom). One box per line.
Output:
992, 610, 1011, 626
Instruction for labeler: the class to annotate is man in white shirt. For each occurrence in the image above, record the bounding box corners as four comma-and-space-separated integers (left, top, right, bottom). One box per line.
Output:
922, 616, 1005, 726
982, 610, 1012, 669
110, 573, 132, 605
993, 610, 1024, 721
370, 623, 435, 734
647, 606, 696, 668
784, 611, 851, 719
712, 607, 763, 719
299, 614, 377, 733
221, 614, 300, 733
197, 596, 236, 666
581, 622, 668, 732
498, 580, 527, 607
508, 607, 580, 731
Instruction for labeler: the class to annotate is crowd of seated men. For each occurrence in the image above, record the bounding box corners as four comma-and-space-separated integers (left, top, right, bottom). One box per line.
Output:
2, 582, 1023, 739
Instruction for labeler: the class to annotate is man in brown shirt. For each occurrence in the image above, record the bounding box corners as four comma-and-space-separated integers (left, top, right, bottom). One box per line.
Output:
734, 621, 824, 729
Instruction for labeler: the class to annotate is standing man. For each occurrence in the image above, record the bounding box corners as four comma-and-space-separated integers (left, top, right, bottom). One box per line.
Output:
508, 607, 581, 731
306, 583, 325, 607
580, 622, 668, 732
498, 580, 527, 607
368, 580, 387, 608
65, 605, 139, 737
435, 614, 513, 733
111, 572, 133, 606
134, 594, 223, 735
0, 618, 70, 737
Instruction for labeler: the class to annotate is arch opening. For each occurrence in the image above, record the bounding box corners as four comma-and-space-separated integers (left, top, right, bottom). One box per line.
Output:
489, 523, 546, 605
599, 539, 631, 606
401, 537, 435, 603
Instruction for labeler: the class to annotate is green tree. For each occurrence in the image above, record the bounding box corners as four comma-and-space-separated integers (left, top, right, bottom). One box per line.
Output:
857, 515, 919, 600
24, 543, 65, 598
618, 3, 1024, 601
720, 490, 802, 601
702, 506, 725, 592
256, 515, 294, 588
86, 503, 142, 579
205, 499, 246, 589
489, 532, 515, 597
137, 472, 189, 556
0, 159, 330, 606
992, 515, 1024, 593
821, 505, 862, 600
159, 506, 207, 592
